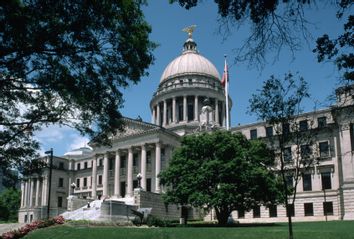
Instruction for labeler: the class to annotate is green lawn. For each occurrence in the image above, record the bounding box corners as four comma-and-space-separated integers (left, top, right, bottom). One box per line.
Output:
24, 221, 354, 239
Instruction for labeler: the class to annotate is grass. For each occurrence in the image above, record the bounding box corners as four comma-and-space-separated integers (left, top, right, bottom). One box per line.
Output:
24, 221, 354, 239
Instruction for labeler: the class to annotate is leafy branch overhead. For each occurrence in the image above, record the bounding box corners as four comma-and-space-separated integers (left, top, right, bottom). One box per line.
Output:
0, 1, 156, 176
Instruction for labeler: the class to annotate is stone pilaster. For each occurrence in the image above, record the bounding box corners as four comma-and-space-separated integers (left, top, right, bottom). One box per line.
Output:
194, 95, 199, 121
183, 96, 187, 121
114, 150, 121, 197
141, 145, 147, 190
92, 157, 97, 199
103, 153, 109, 197
127, 147, 133, 197
35, 178, 40, 206
172, 97, 176, 123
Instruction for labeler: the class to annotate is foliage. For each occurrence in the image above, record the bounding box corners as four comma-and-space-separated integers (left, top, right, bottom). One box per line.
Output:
249, 73, 316, 239
170, 0, 352, 67
0, 188, 21, 221
160, 130, 281, 225
0, 0, 156, 178
1, 215, 65, 239
314, 15, 353, 82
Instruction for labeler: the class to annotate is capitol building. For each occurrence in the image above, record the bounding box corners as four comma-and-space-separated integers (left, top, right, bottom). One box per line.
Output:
18, 32, 354, 223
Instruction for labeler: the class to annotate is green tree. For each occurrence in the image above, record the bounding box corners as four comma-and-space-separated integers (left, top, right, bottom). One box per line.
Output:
249, 73, 317, 239
170, 0, 352, 67
314, 15, 353, 82
160, 130, 281, 225
0, 1, 156, 178
0, 188, 21, 221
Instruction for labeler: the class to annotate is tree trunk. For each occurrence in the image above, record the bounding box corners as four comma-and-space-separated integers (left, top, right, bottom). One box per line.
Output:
215, 207, 230, 226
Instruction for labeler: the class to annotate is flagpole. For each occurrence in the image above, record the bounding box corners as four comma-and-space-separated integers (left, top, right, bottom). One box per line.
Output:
224, 55, 230, 131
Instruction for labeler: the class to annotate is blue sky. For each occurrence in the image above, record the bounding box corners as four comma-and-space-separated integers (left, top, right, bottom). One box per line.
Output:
35, 2, 350, 156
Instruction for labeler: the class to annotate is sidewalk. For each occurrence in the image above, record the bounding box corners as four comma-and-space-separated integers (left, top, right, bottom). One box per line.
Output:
0, 223, 26, 235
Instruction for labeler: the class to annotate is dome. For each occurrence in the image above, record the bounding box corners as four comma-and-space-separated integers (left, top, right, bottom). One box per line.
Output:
160, 38, 220, 82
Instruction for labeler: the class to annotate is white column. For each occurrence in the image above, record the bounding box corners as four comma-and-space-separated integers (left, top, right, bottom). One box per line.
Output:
29, 178, 34, 207
152, 107, 156, 124
156, 104, 161, 126
92, 157, 97, 199
163, 100, 167, 126
172, 97, 176, 123
127, 147, 133, 197
41, 177, 47, 206
215, 99, 219, 125
35, 178, 40, 206
155, 142, 161, 193
103, 153, 109, 197
20, 182, 25, 208
141, 145, 147, 190
183, 96, 187, 121
114, 150, 121, 197
194, 95, 199, 121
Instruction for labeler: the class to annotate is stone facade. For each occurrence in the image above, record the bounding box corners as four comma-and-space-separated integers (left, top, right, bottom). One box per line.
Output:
18, 34, 354, 224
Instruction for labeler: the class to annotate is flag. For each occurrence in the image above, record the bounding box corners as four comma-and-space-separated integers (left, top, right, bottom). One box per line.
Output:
221, 60, 228, 87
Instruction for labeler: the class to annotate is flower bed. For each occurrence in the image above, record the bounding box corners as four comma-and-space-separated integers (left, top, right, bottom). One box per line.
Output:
1, 216, 65, 239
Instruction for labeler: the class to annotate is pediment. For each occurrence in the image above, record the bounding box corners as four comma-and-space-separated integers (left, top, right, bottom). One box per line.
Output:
112, 117, 159, 139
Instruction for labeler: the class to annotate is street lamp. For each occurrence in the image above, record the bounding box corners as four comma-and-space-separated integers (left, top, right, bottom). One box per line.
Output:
44, 148, 53, 219
136, 173, 142, 189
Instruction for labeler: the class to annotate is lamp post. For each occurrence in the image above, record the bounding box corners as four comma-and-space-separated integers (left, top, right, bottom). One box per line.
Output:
137, 173, 142, 189
45, 148, 53, 219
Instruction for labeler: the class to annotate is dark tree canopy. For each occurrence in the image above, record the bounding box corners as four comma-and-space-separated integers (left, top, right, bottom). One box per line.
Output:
170, 0, 353, 67
0, 1, 155, 178
160, 130, 281, 225
314, 15, 353, 82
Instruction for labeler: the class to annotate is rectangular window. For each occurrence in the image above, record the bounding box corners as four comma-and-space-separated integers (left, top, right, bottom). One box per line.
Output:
269, 205, 277, 218
287, 204, 295, 217
238, 209, 245, 219
109, 158, 114, 170
266, 126, 273, 137
146, 178, 152, 192
121, 156, 126, 168
187, 103, 194, 121
283, 147, 292, 162
120, 181, 126, 197
323, 202, 334, 216
317, 116, 327, 128
350, 123, 354, 151
299, 120, 308, 131
286, 175, 293, 189
301, 144, 312, 159
58, 178, 64, 188
250, 129, 257, 140
319, 141, 330, 158
178, 103, 183, 122
76, 178, 80, 188
98, 175, 102, 185
58, 196, 63, 208
304, 203, 314, 216
321, 172, 332, 190
133, 153, 138, 167
302, 173, 312, 191
77, 163, 81, 171
99, 159, 103, 167
253, 206, 261, 218
282, 123, 290, 135
58, 162, 64, 170
83, 177, 87, 187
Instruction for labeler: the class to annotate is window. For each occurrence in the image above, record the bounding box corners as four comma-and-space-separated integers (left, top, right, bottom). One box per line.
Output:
83, 177, 87, 187
187, 103, 194, 121
84, 162, 88, 169
286, 175, 293, 189
58, 162, 64, 170
76, 178, 80, 188
269, 205, 277, 218
319, 141, 330, 158
299, 120, 308, 131
317, 117, 327, 128
178, 103, 183, 121
302, 173, 312, 191
266, 126, 273, 137
321, 172, 332, 190
77, 163, 81, 171
323, 202, 334, 216
98, 175, 102, 185
133, 153, 138, 167
238, 209, 245, 219
253, 206, 261, 218
121, 156, 126, 168
58, 178, 64, 188
250, 129, 257, 140
287, 204, 295, 217
301, 144, 312, 159
58, 196, 63, 208
283, 147, 292, 162
133, 180, 138, 189
99, 159, 103, 167
109, 158, 114, 170
282, 123, 290, 135
146, 178, 152, 192
120, 181, 126, 197
304, 203, 314, 216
